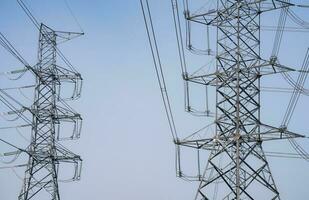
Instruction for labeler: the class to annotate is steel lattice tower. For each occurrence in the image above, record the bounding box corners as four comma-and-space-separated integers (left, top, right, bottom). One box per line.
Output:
173, 1, 305, 199
19, 24, 83, 200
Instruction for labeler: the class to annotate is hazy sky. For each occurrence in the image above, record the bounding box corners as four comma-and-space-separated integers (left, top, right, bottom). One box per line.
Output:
0, 0, 309, 199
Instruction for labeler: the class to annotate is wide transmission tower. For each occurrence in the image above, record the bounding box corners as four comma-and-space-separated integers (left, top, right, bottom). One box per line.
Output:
18, 24, 83, 200
178, 1, 303, 198
142, 0, 309, 199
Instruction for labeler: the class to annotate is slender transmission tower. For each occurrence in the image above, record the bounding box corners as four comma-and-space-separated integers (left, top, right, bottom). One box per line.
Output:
0, 1, 84, 199
142, 0, 309, 199
18, 24, 83, 200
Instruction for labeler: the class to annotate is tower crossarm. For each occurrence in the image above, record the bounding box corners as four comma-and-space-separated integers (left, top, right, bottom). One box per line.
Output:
54, 65, 82, 82
184, 58, 296, 87
54, 65, 83, 100
185, 0, 295, 26
176, 123, 303, 151
54, 30, 84, 44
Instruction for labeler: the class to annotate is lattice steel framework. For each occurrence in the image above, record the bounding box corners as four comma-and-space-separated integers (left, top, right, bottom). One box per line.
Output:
19, 24, 83, 200
175, 1, 304, 199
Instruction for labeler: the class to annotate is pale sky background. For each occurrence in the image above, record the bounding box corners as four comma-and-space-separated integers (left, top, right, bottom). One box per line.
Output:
0, 0, 309, 200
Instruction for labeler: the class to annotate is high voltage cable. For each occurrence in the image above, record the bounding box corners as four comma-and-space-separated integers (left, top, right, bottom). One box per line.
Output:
281, 49, 309, 162
171, 0, 191, 112
63, 0, 84, 33
140, 0, 178, 141
282, 49, 309, 126
0, 32, 42, 81
171, 0, 187, 75
269, 0, 309, 162
171, 0, 213, 116
0, 85, 35, 91
0, 33, 30, 67
287, 9, 309, 28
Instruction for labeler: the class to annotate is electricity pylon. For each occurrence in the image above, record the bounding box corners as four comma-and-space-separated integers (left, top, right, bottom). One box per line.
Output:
19, 24, 83, 200
173, 1, 305, 199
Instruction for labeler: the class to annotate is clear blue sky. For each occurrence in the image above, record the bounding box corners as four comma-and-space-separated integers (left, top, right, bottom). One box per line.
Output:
0, 0, 308, 199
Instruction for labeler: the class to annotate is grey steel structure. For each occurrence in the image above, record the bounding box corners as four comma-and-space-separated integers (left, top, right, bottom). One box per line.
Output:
174, 1, 305, 199
0, 2, 83, 200
18, 24, 83, 200
142, 0, 308, 199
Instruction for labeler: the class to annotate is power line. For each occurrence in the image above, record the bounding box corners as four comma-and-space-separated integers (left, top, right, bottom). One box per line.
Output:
63, 0, 84, 33
140, 0, 179, 141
